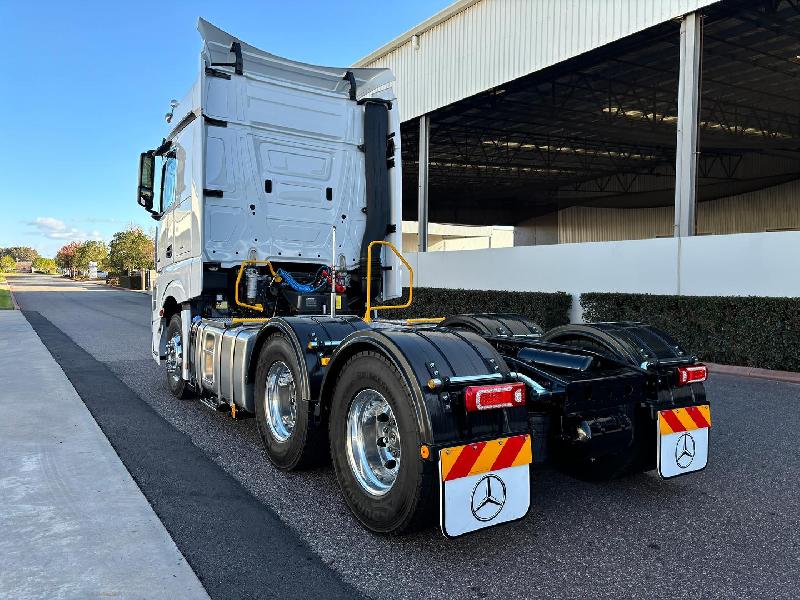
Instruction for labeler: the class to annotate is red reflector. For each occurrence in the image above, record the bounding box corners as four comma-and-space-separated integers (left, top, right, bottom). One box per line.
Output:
676, 364, 707, 386
159, 308, 164, 317
464, 382, 526, 412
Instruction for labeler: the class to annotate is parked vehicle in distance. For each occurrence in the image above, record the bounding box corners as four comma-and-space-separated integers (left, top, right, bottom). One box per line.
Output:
136, 19, 710, 537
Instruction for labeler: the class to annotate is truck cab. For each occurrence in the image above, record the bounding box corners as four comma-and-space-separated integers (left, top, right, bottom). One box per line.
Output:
138, 19, 402, 365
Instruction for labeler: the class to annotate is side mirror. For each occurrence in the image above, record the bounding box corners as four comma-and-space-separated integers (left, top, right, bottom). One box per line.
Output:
137, 151, 155, 211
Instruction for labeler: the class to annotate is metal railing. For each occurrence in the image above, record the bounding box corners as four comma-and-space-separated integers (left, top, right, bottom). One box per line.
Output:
363, 241, 414, 323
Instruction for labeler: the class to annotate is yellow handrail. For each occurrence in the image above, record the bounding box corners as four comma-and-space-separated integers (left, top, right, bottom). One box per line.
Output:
234, 260, 279, 313
363, 241, 413, 323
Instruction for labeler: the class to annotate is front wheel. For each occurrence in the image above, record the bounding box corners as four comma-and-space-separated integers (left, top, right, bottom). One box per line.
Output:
254, 334, 324, 470
165, 315, 191, 399
329, 351, 436, 534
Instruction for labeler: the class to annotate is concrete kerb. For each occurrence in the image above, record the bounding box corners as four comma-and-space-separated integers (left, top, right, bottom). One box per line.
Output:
707, 362, 800, 385
6, 281, 19, 309
0, 310, 209, 598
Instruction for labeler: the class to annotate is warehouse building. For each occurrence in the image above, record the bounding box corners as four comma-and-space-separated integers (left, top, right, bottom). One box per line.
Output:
355, 0, 800, 315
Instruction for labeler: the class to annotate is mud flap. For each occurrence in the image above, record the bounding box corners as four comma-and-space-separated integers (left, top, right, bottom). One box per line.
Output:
657, 405, 711, 478
439, 434, 532, 537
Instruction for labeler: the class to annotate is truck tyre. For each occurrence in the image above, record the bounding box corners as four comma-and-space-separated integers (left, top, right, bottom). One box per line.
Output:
165, 315, 191, 399
255, 334, 323, 470
329, 351, 435, 534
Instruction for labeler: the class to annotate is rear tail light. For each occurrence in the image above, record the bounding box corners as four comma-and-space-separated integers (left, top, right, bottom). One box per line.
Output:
676, 364, 707, 386
464, 382, 526, 412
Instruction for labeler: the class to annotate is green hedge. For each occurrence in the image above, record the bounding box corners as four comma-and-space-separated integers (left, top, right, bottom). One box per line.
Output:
581, 293, 800, 372
384, 287, 572, 330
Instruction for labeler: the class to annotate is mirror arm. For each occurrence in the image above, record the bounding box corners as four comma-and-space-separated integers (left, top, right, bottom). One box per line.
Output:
154, 139, 172, 156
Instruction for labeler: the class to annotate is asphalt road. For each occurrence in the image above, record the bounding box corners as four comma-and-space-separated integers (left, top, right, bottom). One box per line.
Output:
10, 273, 800, 600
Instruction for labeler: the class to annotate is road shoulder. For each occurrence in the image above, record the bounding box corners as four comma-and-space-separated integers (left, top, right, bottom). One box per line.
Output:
0, 310, 209, 599
21, 309, 365, 600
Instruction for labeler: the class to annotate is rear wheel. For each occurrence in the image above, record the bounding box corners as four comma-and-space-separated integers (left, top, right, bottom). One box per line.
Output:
329, 351, 435, 534
255, 334, 323, 470
165, 315, 191, 399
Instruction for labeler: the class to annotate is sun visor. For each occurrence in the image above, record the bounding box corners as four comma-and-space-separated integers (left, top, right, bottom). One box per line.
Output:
198, 18, 394, 99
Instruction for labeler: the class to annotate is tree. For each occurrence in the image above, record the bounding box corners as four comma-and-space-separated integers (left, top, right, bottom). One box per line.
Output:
32, 257, 59, 274
107, 227, 155, 273
74, 240, 108, 273
0, 255, 16, 273
1, 246, 39, 262
55, 241, 80, 277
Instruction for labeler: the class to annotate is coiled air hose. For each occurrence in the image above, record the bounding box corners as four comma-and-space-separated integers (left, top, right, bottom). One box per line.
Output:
276, 266, 329, 294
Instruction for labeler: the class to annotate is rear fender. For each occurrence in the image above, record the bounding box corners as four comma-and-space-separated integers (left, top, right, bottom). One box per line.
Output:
542, 322, 707, 405
439, 313, 542, 337
542, 322, 694, 368
249, 316, 369, 415
321, 327, 530, 448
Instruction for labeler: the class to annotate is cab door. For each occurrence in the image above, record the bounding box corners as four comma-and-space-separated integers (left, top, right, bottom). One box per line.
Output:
172, 124, 195, 261
156, 154, 178, 270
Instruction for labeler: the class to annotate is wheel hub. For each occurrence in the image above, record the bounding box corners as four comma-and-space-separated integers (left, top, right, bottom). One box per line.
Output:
165, 334, 182, 382
346, 389, 401, 496
265, 361, 297, 442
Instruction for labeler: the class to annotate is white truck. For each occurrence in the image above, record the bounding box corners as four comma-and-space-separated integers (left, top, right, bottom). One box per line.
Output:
137, 20, 711, 538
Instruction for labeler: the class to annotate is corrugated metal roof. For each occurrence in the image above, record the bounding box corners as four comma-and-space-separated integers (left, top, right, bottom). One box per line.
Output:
354, 0, 721, 122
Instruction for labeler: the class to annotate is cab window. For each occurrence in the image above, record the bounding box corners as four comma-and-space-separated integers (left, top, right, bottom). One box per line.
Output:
161, 155, 177, 211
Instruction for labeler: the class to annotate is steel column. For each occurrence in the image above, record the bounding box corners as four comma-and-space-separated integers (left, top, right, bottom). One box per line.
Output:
417, 114, 430, 252
674, 12, 702, 237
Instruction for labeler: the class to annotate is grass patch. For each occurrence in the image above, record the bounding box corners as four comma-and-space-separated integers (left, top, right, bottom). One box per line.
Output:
0, 287, 12, 310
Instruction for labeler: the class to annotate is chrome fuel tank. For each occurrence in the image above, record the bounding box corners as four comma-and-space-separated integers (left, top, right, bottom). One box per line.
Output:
192, 319, 262, 411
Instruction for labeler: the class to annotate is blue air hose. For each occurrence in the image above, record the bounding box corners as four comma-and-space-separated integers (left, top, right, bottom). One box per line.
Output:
277, 267, 329, 293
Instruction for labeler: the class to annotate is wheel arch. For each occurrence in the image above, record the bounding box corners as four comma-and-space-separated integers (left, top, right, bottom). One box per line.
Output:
321, 326, 528, 448
542, 322, 698, 367
543, 322, 707, 405
248, 320, 312, 408
320, 333, 434, 443
439, 313, 543, 337
162, 296, 180, 324
247, 316, 369, 415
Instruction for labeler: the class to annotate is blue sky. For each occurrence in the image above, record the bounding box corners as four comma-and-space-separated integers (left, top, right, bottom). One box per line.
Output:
0, 0, 450, 257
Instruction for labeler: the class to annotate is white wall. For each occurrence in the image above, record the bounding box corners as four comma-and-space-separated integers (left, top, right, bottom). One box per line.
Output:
512, 178, 800, 246
401, 231, 800, 323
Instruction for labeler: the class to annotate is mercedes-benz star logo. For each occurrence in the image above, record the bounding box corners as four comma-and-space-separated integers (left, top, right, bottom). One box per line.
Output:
675, 432, 696, 469
470, 474, 507, 522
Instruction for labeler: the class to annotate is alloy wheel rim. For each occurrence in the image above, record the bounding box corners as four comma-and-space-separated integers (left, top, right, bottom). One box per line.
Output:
346, 389, 401, 496
166, 334, 182, 383
265, 361, 297, 442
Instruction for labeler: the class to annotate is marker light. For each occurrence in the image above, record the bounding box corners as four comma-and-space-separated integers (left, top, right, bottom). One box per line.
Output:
464, 382, 526, 412
676, 364, 708, 386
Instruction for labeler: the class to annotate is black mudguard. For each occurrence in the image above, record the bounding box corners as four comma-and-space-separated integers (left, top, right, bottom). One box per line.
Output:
439, 313, 542, 337
320, 326, 530, 449
542, 321, 707, 407
544, 321, 708, 474
250, 315, 369, 422
543, 321, 693, 367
